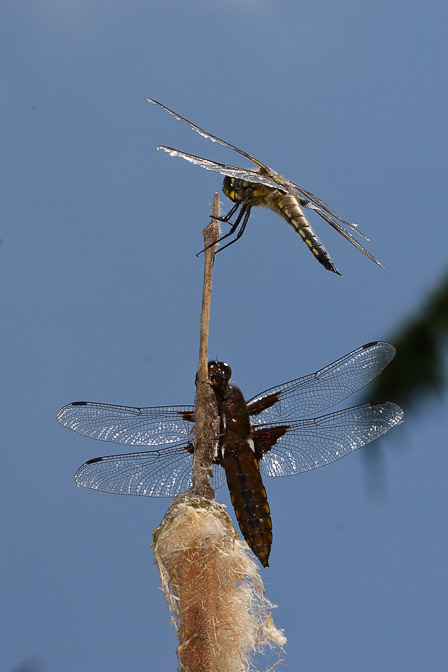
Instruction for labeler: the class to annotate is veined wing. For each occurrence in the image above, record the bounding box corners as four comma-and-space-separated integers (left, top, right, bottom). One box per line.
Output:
271, 173, 386, 269
148, 98, 296, 195
301, 201, 387, 271
271, 175, 369, 239
292, 181, 361, 231
147, 97, 386, 271
57, 402, 195, 446
146, 97, 270, 172
156, 146, 284, 191
159, 144, 385, 269
74, 443, 227, 498
146, 97, 366, 237
72, 402, 403, 496
247, 342, 396, 424
255, 402, 404, 478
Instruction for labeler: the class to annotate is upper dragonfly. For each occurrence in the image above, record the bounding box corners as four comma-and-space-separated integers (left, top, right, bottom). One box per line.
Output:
146, 97, 386, 275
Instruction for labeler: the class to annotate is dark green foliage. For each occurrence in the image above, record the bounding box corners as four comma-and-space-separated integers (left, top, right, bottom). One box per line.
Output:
366, 269, 448, 409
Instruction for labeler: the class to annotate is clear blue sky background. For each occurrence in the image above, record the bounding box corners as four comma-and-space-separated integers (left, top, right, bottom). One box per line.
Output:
2, 1, 447, 671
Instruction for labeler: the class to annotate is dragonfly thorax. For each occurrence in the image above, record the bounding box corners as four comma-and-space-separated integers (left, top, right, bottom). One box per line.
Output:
223, 176, 276, 206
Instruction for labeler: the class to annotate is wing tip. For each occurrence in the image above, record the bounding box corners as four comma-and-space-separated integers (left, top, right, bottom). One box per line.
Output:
369, 400, 405, 423
85, 456, 102, 465
363, 341, 379, 349
362, 340, 396, 356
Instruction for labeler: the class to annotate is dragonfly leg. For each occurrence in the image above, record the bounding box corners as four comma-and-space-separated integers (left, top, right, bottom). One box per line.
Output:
211, 202, 240, 224
196, 205, 252, 256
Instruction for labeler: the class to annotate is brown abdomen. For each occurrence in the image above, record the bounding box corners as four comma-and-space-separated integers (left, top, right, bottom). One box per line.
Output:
222, 441, 272, 567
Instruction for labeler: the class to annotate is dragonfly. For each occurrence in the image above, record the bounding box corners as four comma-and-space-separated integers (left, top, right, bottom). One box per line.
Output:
58, 342, 403, 567
146, 97, 387, 275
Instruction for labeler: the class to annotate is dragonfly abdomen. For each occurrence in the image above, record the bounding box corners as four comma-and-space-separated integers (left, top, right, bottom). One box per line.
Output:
273, 193, 340, 274
222, 177, 340, 274
222, 440, 272, 567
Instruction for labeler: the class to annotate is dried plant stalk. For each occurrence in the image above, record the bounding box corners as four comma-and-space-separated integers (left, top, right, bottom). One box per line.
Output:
152, 195, 286, 671
192, 193, 221, 499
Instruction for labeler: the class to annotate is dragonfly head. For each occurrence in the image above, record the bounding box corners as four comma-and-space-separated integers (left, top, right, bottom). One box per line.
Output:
207, 361, 232, 394
194, 361, 232, 390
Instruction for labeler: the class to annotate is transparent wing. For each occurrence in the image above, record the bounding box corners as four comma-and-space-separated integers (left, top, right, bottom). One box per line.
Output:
274, 177, 368, 237
159, 145, 385, 269
257, 402, 404, 478
303, 203, 387, 271
75, 443, 227, 497
156, 147, 283, 190
147, 99, 368, 234
147, 98, 386, 271
146, 97, 269, 171
247, 342, 396, 423
294, 182, 360, 229
57, 402, 195, 446
274, 174, 386, 268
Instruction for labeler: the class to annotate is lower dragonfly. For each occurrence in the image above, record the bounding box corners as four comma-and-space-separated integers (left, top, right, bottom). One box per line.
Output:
58, 342, 403, 567
146, 97, 387, 275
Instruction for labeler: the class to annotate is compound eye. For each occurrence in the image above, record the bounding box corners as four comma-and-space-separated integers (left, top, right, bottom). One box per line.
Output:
207, 360, 232, 380
220, 362, 232, 380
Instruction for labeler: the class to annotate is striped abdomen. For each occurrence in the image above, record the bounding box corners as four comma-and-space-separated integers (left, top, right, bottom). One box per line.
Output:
273, 192, 340, 274
222, 177, 340, 274
222, 440, 272, 567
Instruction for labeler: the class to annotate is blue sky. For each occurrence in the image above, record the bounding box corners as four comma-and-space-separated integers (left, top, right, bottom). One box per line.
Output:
2, 1, 447, 670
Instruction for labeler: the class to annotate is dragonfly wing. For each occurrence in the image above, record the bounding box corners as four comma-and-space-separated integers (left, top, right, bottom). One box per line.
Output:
286, 179, 357, 228
247, 342, 396, 423
256, 402, 404, 478
146, 97, 270, 171
57, 402, 195, 446
147, 98, 386, 269
308, 207, 387, 271
157, 147, 283, 191
75, 443, 227, 497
